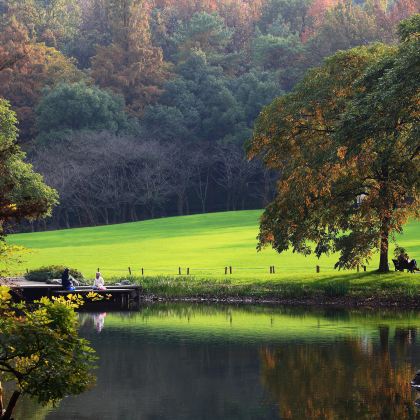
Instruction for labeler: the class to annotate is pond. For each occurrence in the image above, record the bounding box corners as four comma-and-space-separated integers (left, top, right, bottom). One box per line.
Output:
17, 304, 420, 419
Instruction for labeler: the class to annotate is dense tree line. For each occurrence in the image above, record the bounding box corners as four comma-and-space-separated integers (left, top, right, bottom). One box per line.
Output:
0, 0, 418, 230
30, 131, 275, 228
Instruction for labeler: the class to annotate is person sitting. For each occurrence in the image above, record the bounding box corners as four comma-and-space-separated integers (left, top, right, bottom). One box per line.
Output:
397, 251, 408, 268
406, 254, 419, 273
93, 272, 106, 290
61, 268, 76, 291
398, 251, 419, 272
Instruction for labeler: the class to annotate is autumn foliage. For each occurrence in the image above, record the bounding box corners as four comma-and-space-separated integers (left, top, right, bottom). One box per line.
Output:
249, 17, 419, 271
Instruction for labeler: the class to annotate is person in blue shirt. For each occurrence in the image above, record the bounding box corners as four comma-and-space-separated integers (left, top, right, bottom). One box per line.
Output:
61, 268, 76, 291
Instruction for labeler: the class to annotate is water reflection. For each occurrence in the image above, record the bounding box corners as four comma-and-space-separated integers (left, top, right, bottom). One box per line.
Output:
93, 312, 107, 332
260, 329, 418, 419
14, 305, 420, 419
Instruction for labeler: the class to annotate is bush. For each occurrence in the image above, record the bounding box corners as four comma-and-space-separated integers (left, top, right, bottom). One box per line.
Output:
25, 265, 84, 282
394, 246, 406, 258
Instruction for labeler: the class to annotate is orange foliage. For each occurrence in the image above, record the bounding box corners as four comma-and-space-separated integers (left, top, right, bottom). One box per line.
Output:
217, 0, 264, 49
92, 0, 168, 116
389, 0, 420, 25
0, 18, 82, 140
301, 0, 342, 41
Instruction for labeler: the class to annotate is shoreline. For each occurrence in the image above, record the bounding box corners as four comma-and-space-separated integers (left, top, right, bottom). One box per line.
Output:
139, 294, 420, 310
128, 271, 420, 309
8, 271, 420, 310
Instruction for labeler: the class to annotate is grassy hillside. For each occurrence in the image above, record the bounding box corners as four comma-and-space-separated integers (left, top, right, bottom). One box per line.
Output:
8, 210, 420, 280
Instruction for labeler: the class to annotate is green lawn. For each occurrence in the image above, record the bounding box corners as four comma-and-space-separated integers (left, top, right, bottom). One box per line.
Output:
7, 210, 420, 282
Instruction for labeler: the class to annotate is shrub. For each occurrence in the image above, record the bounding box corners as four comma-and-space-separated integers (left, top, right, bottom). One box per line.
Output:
25, 265, 83, 282
394, 246, 406, 258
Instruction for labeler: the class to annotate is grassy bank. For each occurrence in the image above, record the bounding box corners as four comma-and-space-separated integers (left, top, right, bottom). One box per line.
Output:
8, 210, 420, 305
111, 271, 420, 306
8, 210, 420, 279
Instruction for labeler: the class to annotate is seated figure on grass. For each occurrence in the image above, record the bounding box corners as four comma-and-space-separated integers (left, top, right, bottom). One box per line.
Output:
93, 271, 106, 290
397, 251, 419, 273
61, 268, 78, 290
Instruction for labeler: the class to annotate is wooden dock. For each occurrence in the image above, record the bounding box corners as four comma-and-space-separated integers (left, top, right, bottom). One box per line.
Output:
8, 282, 142, 309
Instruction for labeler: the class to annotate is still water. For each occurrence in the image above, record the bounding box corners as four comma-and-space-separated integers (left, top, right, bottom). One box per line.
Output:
17, 304, 420, 419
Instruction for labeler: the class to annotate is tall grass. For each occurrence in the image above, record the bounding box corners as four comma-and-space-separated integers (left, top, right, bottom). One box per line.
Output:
111, 271, 420, 301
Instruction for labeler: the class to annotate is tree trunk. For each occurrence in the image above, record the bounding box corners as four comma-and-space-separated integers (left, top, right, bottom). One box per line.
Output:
0, 382, 4, 415
65, 210, 70, 229
1, 390, 20, 420
177, 194, 184, 216
378, 218, 390, 273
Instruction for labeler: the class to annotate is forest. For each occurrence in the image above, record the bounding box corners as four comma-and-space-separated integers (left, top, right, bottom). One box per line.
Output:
0, 0, 418, 230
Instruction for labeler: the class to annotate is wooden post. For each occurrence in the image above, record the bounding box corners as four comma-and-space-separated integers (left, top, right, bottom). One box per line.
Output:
269, 266, 272, 274
363, 265, 367, 272
357, 265, 360, 273
141, 268, 144, 276
128, 267, 132, 275
316, 265, 320, 273
272, 266, 275, 274
224, 267, 228, 275
187, 268, 190, 275
97, 268, 100, 273
178, 267, 181, 275
229, 266, 232, 274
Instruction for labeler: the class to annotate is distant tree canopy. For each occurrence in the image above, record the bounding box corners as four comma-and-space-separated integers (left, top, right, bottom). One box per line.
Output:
1, 0, 417, 140
0, 17, 83, 140
2, 0, 81, 48
91, 0, 168, 117
36, 82, 128, 143
249, 15, 419, 272
0, 0, 418, 230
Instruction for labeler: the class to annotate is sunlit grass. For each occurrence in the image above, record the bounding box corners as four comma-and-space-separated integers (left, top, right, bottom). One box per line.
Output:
7, 210, 419, 299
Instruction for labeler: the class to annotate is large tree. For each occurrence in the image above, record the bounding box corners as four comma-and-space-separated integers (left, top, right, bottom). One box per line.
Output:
91, 0, 168, 116
0, 99, 58, 241
249, 18, 419, 272
335, 15, 419, 271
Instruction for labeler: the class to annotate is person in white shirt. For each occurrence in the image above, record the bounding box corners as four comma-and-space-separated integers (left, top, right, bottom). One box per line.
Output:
93, 272, 106, 290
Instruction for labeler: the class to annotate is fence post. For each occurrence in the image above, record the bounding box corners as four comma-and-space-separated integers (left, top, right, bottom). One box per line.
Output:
224, 267, 228, 275
357, 265, 360, 273
128, 267, 132, 275
269, 266, 272, 274
363, 265, 367, 272
141, 268, 144, 276
229, 266, 232, 274
272, 266, 275, 274
97, 268, 100, 273
178, 267, 181, 275
316, 265, 320, 273
187, 267, 190, 275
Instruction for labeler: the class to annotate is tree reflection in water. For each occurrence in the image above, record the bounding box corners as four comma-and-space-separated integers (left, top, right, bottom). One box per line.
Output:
260, 327, 420, 419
